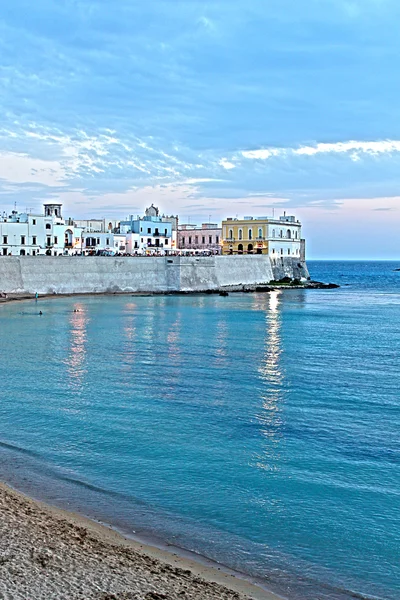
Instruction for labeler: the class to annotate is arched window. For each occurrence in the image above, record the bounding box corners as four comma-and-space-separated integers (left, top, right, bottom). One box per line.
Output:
247, 243, 253, 253
238, 243, 243, 253
258, 228, 263, 239
20, 249, 26, 256
229, 228, 233, 240
46, 223, 51, 230
238, 229, 243, 240
248, 228, 252, 240
287, 229, 291, 239
272, 229, 275, 238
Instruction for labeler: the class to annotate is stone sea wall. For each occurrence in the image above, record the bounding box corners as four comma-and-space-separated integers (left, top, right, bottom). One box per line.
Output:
0, 255, 309, 295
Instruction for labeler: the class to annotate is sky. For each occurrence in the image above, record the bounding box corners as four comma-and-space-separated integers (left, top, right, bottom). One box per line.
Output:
0, 0, 400, 259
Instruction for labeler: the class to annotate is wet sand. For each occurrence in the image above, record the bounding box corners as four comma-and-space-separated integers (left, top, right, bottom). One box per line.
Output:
0, 482, 282, 600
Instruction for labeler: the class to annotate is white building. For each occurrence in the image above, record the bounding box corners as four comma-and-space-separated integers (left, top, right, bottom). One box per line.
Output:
73, 218, 120, 233
0, 204, 84, 256
267, 215, 303, 259
120, 205, 174, 255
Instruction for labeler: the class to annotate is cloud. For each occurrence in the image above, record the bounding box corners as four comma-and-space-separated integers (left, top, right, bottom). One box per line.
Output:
240, 140, 400, 162
219, 158, 236, 170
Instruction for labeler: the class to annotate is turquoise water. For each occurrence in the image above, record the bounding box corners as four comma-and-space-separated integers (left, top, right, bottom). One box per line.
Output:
0, 261, 399, 600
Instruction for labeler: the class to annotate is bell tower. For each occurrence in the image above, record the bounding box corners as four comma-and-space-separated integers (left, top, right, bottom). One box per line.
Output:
44, 203, 63, 219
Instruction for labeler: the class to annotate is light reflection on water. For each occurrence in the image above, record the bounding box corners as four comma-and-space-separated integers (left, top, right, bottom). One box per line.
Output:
66, 304, 89, 391
255, 291, 284, 473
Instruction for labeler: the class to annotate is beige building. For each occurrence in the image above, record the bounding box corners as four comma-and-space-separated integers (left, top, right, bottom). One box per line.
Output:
222, 214, 303, 257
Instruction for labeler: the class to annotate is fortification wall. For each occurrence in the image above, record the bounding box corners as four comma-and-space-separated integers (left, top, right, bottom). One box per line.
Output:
0, 255, 309, 295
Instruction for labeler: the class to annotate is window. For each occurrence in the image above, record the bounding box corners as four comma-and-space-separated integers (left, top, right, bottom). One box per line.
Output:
97, 238, 100, 244
32, 236, 37, 245
140, 227, 143, 232
288, 249, 291, 255
209, 236, 212, 244
189, 236, 192, 244
287, 229, 291, 239
280, 230, 283, 238
272, 229, 275, 237
238, 229, 243, 240
47, 237, 51, 246
295, 231, 298, 239
248, 229, 252, 240
165, 239, 168, 245
54, 236, 58, 244
228, 229, 233, 239
46, 223, 51, 230
3, 236, 7, 244
258, 228, 263, 239
141, 238, 144, 243
21, 236, 25, 245
195, 236, 198, 244
272, 248, 275, 254
32, 219, 36, 225
106, 238, 110, 245
165, 229, 167, 236
202, 236, 205, 244
20, 249, 26, 256
216, 236, 219, 244
147, 228, 151, 234
147, 238, 151, 244
32, 250, 36, 256
281, 248, 283, 255
2, 248, 7, 256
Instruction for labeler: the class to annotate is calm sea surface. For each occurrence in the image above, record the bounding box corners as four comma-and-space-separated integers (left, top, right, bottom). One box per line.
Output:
0, 261, 399, 600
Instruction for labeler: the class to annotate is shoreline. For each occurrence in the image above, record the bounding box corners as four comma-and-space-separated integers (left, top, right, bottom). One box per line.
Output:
0, 479, 283, 600
0, 279, 338, 306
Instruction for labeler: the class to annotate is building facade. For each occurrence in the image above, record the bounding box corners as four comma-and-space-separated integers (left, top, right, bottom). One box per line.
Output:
221, 214, 302, 257
178, 223, 222, 254
119, 205, 174, 254
0, 204, 84, 256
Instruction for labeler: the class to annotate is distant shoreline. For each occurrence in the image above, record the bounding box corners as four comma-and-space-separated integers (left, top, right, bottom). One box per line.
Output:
0, 280, 338, 307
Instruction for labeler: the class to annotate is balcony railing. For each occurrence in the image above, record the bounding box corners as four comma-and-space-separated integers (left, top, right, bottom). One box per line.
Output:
225, 238, 235, 242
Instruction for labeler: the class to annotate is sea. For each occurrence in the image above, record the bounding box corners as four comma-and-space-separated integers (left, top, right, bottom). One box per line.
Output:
0, 261, 399, 600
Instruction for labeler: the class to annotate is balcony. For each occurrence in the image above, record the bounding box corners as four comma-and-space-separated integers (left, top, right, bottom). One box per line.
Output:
225, 238, 235, 242
255, 236, 265, 241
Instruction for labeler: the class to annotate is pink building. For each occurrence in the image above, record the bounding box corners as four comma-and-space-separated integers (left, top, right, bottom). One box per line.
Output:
178, 223, 222, 254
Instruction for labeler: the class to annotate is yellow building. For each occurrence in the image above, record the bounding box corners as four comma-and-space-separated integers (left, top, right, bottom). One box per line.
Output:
221, 217, 269, 255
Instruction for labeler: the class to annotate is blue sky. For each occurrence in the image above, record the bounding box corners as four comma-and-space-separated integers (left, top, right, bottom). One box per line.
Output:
0, 0, 400, 258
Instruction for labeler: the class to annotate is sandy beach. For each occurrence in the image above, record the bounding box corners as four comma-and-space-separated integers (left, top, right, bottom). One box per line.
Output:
0, 482, 281, 600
